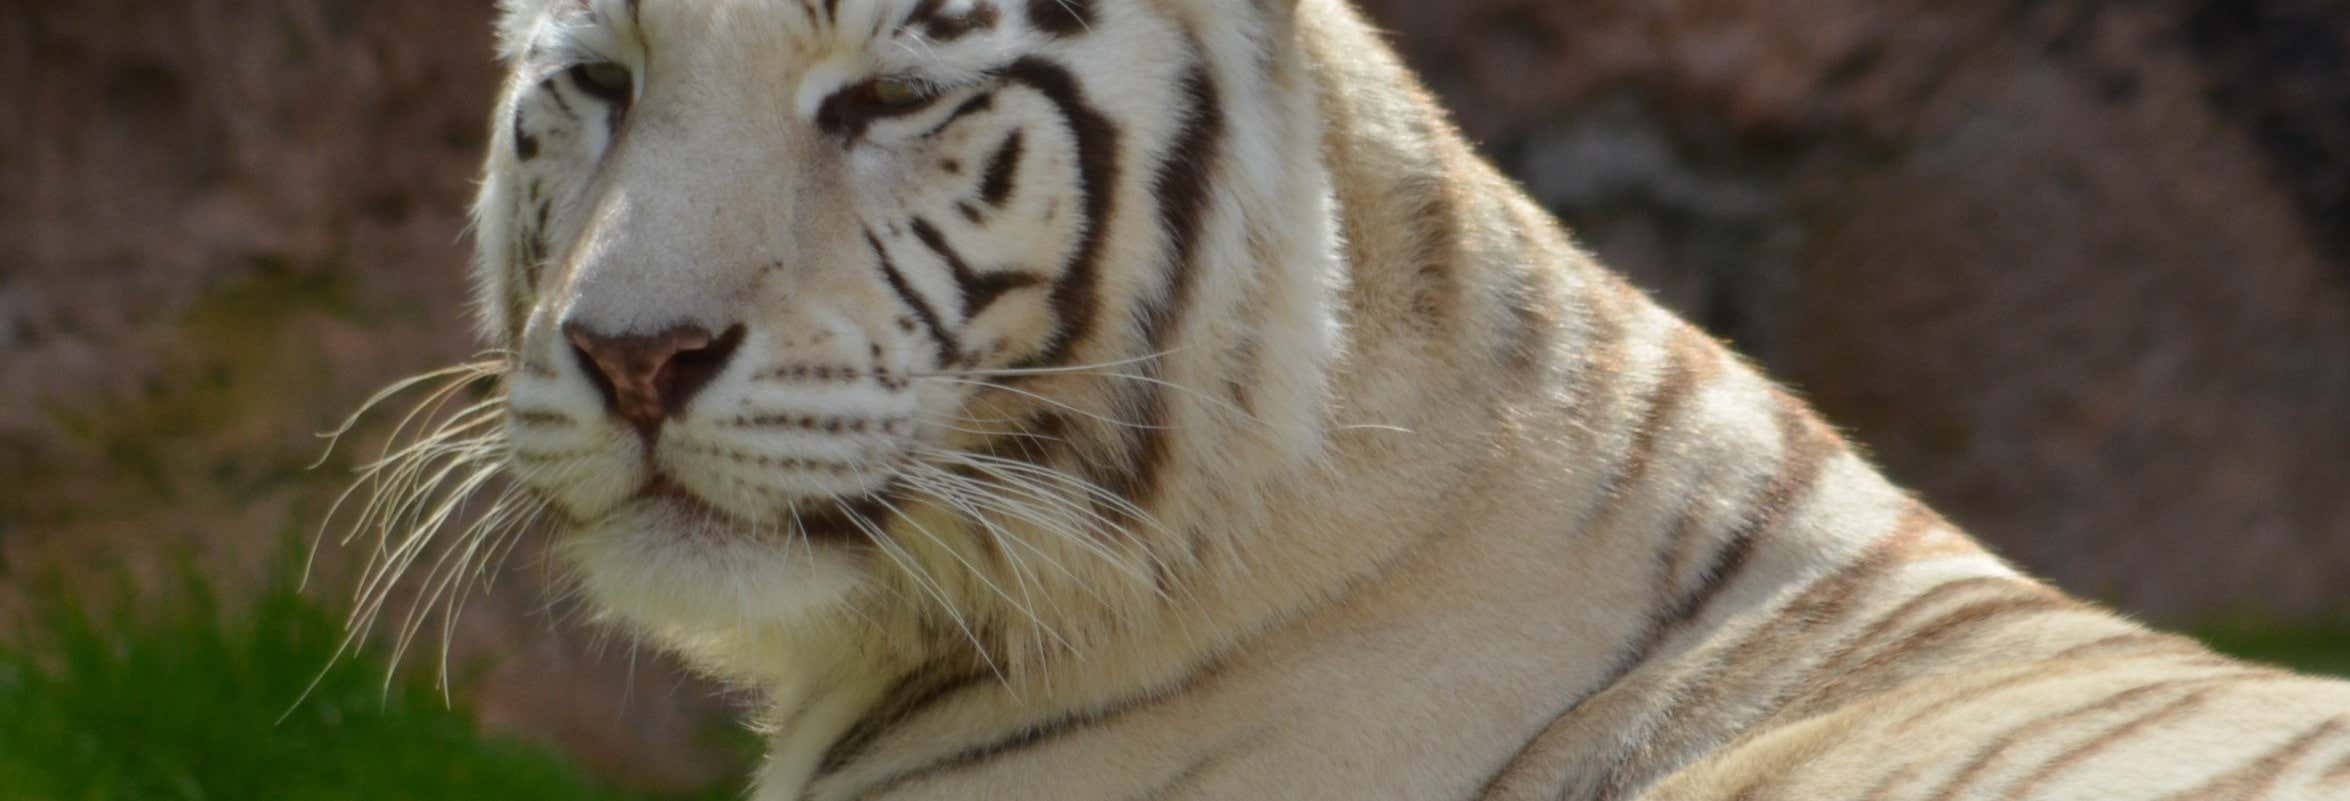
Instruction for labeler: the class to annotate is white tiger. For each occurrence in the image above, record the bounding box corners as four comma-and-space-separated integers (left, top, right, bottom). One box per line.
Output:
359, 0, 2350, 798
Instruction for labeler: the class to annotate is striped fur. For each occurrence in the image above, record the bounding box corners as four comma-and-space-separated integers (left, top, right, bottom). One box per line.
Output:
439, 0, 2350, 798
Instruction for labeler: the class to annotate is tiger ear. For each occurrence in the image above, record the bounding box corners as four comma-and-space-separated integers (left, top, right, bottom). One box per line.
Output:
494, 0, 551, 63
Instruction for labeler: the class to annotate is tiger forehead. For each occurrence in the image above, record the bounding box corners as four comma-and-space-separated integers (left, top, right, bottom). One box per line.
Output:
589, 0, 1015, 44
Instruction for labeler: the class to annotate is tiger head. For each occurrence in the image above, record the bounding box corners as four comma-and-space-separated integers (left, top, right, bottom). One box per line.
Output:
471, 0, 1345, 669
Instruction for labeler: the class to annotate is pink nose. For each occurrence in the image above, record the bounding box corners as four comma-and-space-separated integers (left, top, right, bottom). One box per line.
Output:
564, 322, 744, 440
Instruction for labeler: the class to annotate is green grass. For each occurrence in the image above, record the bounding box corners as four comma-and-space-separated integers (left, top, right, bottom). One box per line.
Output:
2195, 620, 2350, 678
0, 562, 736, 801
0, 544, 2338, 801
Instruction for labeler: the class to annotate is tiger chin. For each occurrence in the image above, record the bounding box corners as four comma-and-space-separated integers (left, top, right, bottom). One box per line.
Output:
409, 0, 2350, 798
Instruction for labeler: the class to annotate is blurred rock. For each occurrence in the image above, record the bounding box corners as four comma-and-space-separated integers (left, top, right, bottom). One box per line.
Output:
4, 0, 2346, 789
2, 1, 739, 793
1359, 0, 2350, 623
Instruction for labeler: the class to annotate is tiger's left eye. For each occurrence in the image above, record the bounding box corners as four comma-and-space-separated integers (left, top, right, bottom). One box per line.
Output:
868, 77, 932, 110
567, 61, 635, 105
817, 76, 946, 136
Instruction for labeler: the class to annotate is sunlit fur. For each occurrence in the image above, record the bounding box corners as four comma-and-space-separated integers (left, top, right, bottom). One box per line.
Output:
329, 0, 2350, 798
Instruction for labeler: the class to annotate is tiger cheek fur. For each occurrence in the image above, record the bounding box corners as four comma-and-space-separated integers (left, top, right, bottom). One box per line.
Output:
423, 0, 2350, 800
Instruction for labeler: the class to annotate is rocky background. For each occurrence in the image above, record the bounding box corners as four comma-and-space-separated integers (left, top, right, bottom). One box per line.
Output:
6, 0, 2346, 792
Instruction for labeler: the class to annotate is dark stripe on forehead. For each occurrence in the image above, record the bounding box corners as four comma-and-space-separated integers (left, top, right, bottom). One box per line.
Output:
1002, 57, 1120, 368
906, 0, 1000, 41
1026, 0, 1093, 37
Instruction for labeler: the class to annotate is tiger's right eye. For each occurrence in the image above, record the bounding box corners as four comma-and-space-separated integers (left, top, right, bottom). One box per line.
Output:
567, 62, 634, 105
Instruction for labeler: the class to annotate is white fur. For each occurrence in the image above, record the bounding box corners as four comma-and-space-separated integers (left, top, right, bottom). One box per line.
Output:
452, 1, 2350, 799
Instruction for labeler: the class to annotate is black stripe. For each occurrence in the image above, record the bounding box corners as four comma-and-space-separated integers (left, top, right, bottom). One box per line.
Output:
908, 216, 1046, 319
1132, 63, 1223, 352
1097, 60, 1223, 514
919, 1, 1000, 41
978, 130, 1025, 207
1001, 57, 1121, 368
1598, 400, 1839, 702
867, 229, 962, 366
1026, 0, 1093, 37
539, 77, 577, 117
918, 92, 998, 141
816, 667, 994, 779
903, 0, 947, 33
514, 118, 540, 160
846, 657, 1228, 800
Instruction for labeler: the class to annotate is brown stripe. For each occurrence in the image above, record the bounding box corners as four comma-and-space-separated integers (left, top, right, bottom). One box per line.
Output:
1496, 265, 1559, 383
1002, 57, 1120, 369
1026, 0, 1093, 36
1860, 766, 1918, 801
1468, 313, 1703, 801
1586, 402, 1844, 801
816, 665, 994, 778
1890, 666, 2085, 732
1845, 592, 2081, 681
2324, 746, 2350, 784
847, 656, 1230, 801
2045, 631, 2210, 663
1131, 62, 1223, 358
1809, 576, 2033, 682
2001, 688, 2217, 799
1613, 393, 1841, 685
915, 0, 999, 41
2158, 717, 2344, 801
901, 0, 946, 35
922, 92, 998, 140
1096, 57, 1223, 515
979, 130, 1025, 207
1557, 276, 1636, 424
867, 229, 962, 366
1921, 681, 2198, 801
1606, 326, 1720, 514
1648, 504, 1934, 734
908, 216, 1046, 320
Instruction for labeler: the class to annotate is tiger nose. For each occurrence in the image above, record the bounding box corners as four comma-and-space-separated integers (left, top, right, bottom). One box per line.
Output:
564, 321, 747, 440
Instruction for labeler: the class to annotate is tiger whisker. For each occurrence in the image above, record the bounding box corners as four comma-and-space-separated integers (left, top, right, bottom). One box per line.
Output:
838, 499, 1010, 685
873, 493, 1075, 654
289, 357, 525, 721
918, 376, 1170, 432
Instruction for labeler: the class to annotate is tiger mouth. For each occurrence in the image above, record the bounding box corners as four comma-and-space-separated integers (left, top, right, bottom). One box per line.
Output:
632, 474, 892, 543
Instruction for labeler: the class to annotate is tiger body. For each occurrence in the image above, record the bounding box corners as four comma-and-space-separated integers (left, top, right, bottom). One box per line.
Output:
442, 0, 2350, 798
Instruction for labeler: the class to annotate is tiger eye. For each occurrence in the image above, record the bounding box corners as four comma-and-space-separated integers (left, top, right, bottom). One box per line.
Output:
868, 77, 930, 109
569, 61, 634, 103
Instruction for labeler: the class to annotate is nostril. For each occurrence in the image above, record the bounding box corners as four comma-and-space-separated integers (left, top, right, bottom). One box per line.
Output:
561, 321, 744, 438
663, 324, 746, 418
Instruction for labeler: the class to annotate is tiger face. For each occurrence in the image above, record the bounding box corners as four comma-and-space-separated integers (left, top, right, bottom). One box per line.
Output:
472, 0, 1333, 646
